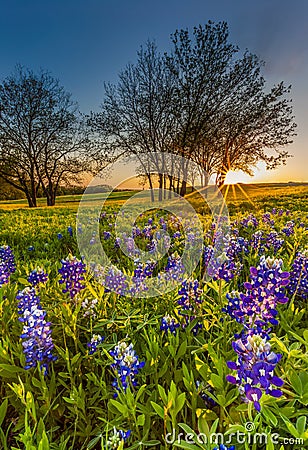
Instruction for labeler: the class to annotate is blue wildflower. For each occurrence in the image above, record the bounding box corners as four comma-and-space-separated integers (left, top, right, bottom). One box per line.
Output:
213, 445, 235, 450
226, 332, 283, 411
288, 250, 308, 300
109, 341, 145, 395
224, 256, 289, 331
107, 427, 131, 448
104, 268, 129, 296
58, 255, 86, 298
160, 315, 180, 334
0, 245, 16, 287
178, 279, 203, 335
17, 287, 56, 375
27, 268, 48, 287
87, 334, 104, 354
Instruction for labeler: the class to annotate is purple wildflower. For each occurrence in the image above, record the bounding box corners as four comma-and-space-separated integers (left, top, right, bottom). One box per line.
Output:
0, 245, 16, 287
107, 427, 131, 448
160, 315, 180, 334
17, 287, 56, 375
104, 268, 129, 296
27, 268, 48, 286
226, 332, 284, 411
178, 279, 203, 335
288, 250, 308, 300
87, 334, 104, 354
109, 341, 145, 395
58, 255, 86, 298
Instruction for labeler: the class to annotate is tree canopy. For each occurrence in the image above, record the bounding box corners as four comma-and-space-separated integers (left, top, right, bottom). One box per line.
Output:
94, 21, 296, 194
0, 66, 102, 206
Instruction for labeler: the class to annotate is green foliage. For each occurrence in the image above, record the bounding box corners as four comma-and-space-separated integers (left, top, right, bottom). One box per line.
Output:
0, 192, 307, 449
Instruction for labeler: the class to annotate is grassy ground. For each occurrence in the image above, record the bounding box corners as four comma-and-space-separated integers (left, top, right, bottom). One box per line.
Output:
1, 183, 307, 212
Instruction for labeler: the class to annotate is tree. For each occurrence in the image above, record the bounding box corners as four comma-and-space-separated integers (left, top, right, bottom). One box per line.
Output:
0, 66, 97, 206
92, 41, 179, 201
166, 23, 296, 190
94, 22, 296, 195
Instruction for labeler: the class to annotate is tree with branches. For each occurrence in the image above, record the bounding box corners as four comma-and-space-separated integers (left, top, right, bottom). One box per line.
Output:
0, 66, 101, 206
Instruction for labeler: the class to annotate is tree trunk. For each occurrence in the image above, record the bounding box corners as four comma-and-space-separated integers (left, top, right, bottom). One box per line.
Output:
25, 191, 36, 207
216, 171, 227, 189
158, 173, 163, 201
180, 179, 187, 197
147, 173, 154, 202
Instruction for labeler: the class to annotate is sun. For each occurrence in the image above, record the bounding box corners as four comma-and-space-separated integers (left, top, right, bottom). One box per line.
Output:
225, 170, 253, 185
225, 162, 269, 185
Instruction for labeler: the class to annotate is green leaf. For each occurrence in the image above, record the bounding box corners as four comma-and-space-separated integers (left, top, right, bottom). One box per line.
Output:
0, 398, 8, 428
38, 430, 50, 450
210, 373, 224, 391
173, 441, 201, 450
174, 392, 186, 415
108, 399, 128, 415
136, 414, 145, 426
262, 407, 278, 427
18, 277, 30, 285
150, 401, 164, 419
296, 416, 307, 435
289, 371, 303, 395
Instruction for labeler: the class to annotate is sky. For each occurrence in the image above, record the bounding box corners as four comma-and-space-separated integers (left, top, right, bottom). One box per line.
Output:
1, 0, 307, 184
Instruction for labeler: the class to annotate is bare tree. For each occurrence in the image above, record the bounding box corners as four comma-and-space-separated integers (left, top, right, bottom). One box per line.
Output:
0, 66, 101, 206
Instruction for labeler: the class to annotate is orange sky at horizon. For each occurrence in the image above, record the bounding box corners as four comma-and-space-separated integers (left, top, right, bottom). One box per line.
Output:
89, 156, 307, 190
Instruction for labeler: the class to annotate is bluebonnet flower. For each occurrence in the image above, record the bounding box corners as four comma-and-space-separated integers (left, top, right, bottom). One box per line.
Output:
160, 315, 180, 334
27, 268, 48, 287
58, 255, 86, 298
104, 268, 129, 296
265, 231, 284, 253
288, 250, 308, 300
132, 226, 142, 238
129, 260, 156, 295
124, 236, 139, 256
262, 213, 275, 226
87, 334, 104, 354
250, 230, 266, 254
213, 445, 235, 450
226, 332, 283, 411
67, 226, 73, 236
109, 341, 145, 395
164, 254, 185, 282
224, 256, 289, 331
81, 298, 98, 317
28, 246, 35, 252
57, 233, 63, 240
114, 237, 121, 249
17, 287, 56, 375
241, 214, 259, 228
204, 246, 238, 282
178, 279, 203, 335
142, 225, 153, 239
196, 381, 217, 409
107, 427, 131, 449
0, 245, 16, 287
282, 221, 295, 236
103, 231, 111, 240
226, 235, 249, 260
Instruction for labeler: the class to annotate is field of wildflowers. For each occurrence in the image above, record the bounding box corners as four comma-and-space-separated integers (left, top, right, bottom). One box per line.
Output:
0, 187, 307, 450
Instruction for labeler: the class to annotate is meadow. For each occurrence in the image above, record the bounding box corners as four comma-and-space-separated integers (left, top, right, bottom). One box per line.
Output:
0, 184, 307, 450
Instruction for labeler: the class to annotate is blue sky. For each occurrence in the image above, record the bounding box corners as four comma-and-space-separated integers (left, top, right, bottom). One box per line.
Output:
1, 0, 307, 182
